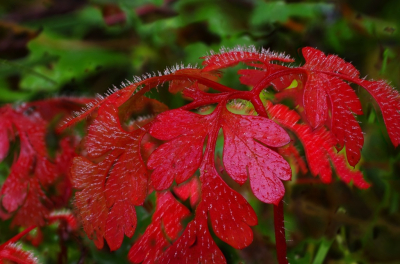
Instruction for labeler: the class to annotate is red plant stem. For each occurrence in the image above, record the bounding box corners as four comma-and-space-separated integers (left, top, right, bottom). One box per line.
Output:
252, 68, 306, 94
58, 73, 236, 131
167, 68, 372, 114
274, 200, 288, 264
0, 225, 37, 250
178, 75, 237, 93
128, 74, 236, 94
252, 67, 368, 97
180, 90, 252, 111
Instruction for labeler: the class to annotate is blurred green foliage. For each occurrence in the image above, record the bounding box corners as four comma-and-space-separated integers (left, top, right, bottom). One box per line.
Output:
1, 0, 400, 263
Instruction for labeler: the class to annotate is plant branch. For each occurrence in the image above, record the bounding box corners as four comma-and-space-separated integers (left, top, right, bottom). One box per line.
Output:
274, 200, 288, 264
252, 68, 306, 94
0, 225, 37, 250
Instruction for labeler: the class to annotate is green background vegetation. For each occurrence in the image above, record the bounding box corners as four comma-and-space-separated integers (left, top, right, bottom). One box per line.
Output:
0, 0, 400, 263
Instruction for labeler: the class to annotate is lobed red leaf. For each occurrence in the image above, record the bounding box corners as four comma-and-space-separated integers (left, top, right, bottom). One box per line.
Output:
0, 106, 60, 227
221, 108, 291, 205
128, 192, 190, 264
202, 165, 257, 249
158, 218, 226, 264
72, 103, 148, 250
148, 109, 212, 190
267, 102, 370, 188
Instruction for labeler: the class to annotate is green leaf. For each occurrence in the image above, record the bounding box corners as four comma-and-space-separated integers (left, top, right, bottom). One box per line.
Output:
312, 238, 334, 264
174, 0, 249, 37
251, 1, 334, 25
19, 32, 130, 92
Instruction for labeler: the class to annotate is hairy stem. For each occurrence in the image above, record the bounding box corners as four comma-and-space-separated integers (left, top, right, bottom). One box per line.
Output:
59, 73, 236, 131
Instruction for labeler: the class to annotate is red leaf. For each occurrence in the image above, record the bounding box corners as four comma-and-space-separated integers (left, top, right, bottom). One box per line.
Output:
326, 146, 370, 189
239, 64, 297, 91
128, 192, 190, 264
147, 105, 266, 259
267, 102, 370, 188
302, 73, 329, 128
238, 69, 265, 87
278, 143, 308, 175
1, 152, 30, 213
202, 166, 257, 249
106, 200, 137, 251
150, 107, 291, 204
299, 48, 361, 128
148, 109, 211, 190
71, 156, 109, 248
285, 48, 400, 164
327, 77, 363, 165
275, 84, 305, 110
173, 177, 201, 208
71, 104, 149, 250
51, 138, 76, 207
273, 47, 366, 165
293, 126, 333, 183
269, 64, 300, 91
360, 79, 400, 147
158, 164, 257, 263
0, 105, 47, 157
302, 47, 359, 78
299, 48, 365, 158
12, 178, 52, 227
221, 108, 291, 205
0, 106, 62, 227
57, 46, 399, 264
313, 128, 369, 188
2, 153, 56, 226
158, 217, 226, 264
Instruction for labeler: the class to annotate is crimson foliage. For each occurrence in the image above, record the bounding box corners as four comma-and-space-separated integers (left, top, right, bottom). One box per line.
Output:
1, 46, 399, 264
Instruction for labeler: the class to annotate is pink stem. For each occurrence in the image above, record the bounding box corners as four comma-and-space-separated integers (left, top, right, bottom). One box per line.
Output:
274, 200, 288, 264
